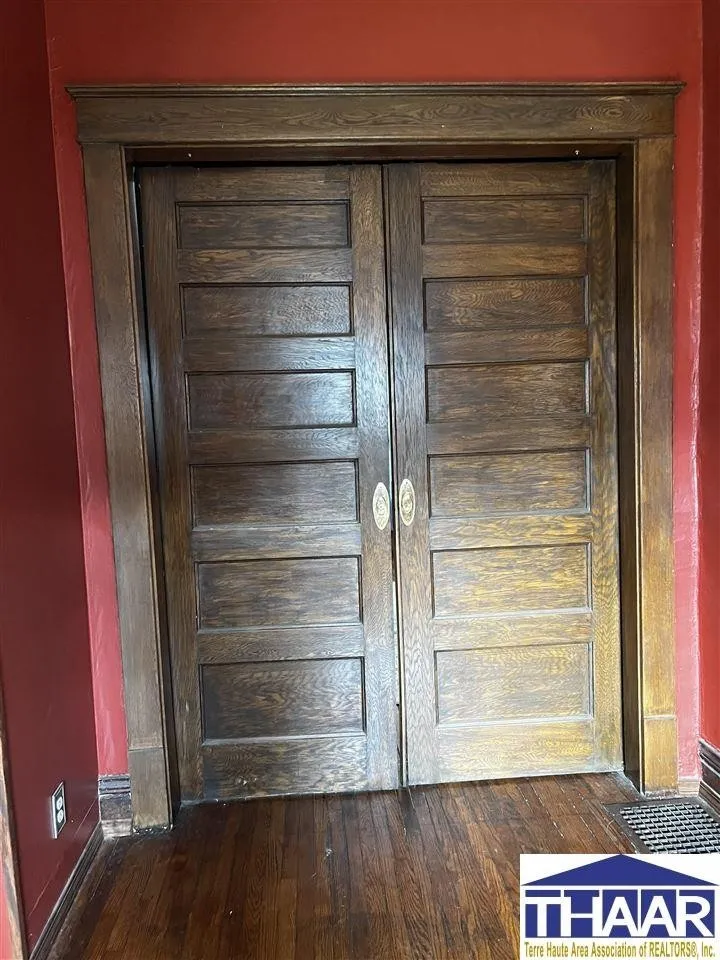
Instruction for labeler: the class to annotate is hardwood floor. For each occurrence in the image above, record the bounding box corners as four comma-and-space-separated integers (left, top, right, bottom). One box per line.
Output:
48, 774, 637, 960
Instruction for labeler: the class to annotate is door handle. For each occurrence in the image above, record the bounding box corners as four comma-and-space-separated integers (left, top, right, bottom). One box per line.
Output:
372, 482, 391, 531
399, 478, 416, 527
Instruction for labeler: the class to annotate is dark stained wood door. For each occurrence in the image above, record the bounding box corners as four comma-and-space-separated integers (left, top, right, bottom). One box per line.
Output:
385, 162, 622, 784
141, 165, 399, 801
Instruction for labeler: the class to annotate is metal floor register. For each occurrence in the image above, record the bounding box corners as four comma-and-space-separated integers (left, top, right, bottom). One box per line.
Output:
608, 798, 720, 853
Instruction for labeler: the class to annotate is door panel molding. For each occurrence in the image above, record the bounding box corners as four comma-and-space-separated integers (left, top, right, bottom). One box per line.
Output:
73, 83, 680, 827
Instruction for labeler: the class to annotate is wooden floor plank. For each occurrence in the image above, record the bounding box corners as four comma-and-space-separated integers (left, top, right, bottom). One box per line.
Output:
291, 799, 315, 959
50, 774, 638, 960
367, 792, 414, 958
383, 790, 448, 959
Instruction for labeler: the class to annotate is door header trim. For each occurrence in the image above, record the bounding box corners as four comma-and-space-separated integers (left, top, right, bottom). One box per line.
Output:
69, 82, 681, 145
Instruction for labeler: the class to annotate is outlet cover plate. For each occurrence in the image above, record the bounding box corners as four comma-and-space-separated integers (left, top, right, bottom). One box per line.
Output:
51, 782, 66, 838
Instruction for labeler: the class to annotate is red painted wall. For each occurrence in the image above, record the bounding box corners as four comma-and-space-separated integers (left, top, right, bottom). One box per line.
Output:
0, 0, 99, 950
44, 0, 703, 779
700, 0, 720, 750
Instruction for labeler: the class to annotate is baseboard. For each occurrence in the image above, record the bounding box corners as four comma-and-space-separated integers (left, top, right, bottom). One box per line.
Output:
676, 775, 701, 797
700, 739, 720, 815
98, 774, 132, 838
29, 821, 103, 960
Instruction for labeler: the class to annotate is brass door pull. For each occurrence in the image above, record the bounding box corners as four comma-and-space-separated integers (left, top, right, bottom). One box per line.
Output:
399, 478, 416, 527
372, 482, 391, 531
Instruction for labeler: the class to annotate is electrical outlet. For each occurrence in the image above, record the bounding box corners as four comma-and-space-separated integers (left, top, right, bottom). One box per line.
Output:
50, 782, 66, 838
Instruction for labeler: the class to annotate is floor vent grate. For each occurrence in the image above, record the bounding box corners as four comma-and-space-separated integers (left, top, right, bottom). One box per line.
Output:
607, 798, 720, 853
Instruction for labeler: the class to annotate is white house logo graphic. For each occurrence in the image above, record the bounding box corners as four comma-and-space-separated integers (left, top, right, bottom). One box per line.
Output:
521, 854, 720, 945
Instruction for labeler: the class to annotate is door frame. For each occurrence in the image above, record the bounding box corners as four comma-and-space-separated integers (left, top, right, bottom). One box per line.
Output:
70, 83, 681, 828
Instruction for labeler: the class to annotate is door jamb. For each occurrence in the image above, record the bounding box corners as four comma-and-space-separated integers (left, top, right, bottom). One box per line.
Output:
70, 83, 681, 828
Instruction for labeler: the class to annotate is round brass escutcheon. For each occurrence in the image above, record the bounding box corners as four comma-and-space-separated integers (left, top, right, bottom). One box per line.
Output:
399, 478, 416, 527
372, 482, 391, 531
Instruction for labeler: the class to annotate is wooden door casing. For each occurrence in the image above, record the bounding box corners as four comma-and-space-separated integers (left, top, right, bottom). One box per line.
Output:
386, 161, 622, 785
141, 165, 399, 801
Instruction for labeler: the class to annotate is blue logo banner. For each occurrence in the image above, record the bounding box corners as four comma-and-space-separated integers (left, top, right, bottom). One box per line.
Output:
520, 854, 720, 957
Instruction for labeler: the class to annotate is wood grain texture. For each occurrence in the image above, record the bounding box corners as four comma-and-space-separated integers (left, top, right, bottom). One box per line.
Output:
182, 284, 351, 336
189, 427, 360, 464
84, 148, 172, 827
183, 334, 356, 372
585, 160, 623, 770
429, 450, 588, 517
427, 417, 591, 455
426, 361, 588, 421
428, 514, 593, 551
187, 371, 355, 429
419, 161, 594, 197
424, 277, 586, 330
642, 716, 679, 797
432, 611, 593, 651
348, 165, 399, 790
70, 84, 679, 145
385, 164, 437, 786
197, 625, 366, 665
198, 558, 361, 628
202, 738, 368, 799
47, 775, 638, 960
177, 248, 353, 284
177, 201, 349, 249
436, 644, 591, 724
423, 241, 587, 278
172, 165, 351, 202
191, 461, 358, 526
202, 658, 364, 740
634, 138, 677, 790
437, 722, 597, 781
190, 523, 362, 562
432, 545, 590, 616
423, 327, 589, 365
422, 196, 586, 243
141, 167, 204, 800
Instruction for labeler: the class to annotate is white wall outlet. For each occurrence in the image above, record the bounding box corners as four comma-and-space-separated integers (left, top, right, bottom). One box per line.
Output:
50, 782, 66, 838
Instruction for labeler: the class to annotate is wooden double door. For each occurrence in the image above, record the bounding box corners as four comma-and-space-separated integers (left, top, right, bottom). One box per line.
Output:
140, 160, 622, 803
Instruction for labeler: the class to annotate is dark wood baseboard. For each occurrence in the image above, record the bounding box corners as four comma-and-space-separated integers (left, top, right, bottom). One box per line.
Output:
30, 821, 103, 960
699, 739, 720, 815
98, 774, 132, 838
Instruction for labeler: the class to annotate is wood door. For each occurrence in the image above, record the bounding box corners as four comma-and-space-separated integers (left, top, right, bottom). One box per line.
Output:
386, 161, 621, 784
141, 165, 399, 801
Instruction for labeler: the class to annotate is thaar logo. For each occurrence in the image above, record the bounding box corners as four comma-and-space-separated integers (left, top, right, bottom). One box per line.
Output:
522, 854, 718, 939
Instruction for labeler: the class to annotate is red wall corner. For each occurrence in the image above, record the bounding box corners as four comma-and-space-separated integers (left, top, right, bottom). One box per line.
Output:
0, 0, 99, 948
49, 86, 129, 777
